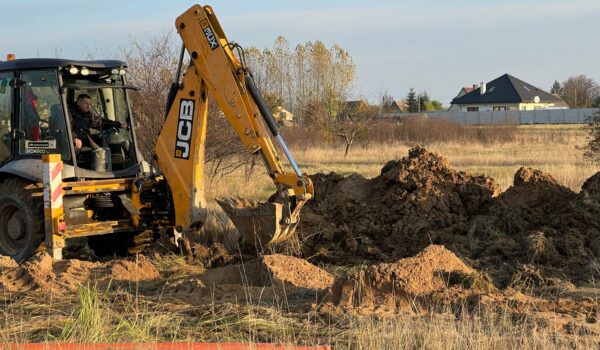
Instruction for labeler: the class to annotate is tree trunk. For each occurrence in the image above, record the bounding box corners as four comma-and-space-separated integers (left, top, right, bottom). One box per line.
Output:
344, 139, 352, 158
343, 130, 356, 158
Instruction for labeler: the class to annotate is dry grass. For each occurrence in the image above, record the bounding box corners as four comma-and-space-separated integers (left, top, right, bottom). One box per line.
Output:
207, 124, 596, 200
1, 124, 598, 348
0, 276, 597, 348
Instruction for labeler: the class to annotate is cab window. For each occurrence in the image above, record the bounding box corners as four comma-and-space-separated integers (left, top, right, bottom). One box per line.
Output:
65, 78, 135, 171
18, 70, 70, 160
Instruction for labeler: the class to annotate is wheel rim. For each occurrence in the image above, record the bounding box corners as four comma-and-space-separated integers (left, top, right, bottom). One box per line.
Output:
0, 204, 28, 256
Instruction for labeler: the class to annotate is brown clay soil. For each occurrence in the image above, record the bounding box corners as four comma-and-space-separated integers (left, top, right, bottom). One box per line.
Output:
0, 252, 159, 293
0, 146, 598, 340
299, 146, 600, 286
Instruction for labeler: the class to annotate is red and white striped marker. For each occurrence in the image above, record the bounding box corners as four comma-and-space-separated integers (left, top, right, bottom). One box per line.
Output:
42, 153, 65, 260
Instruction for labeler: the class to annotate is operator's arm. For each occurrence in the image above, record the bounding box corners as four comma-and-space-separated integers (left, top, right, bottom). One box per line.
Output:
100, 119, 127, 130
89, 113, 127, 130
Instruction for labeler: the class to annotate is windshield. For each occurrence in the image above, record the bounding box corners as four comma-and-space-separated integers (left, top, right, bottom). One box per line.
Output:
63, 77, 132, 127
62, 75, 137, 171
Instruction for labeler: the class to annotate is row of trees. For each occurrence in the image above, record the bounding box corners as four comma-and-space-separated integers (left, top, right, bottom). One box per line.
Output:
244, 36, 356, 124
551, 75, 600, 108
404, 89, 444, 112
121, 32, 370, 162
380, 90, 444, 114
242, 36, 378, 157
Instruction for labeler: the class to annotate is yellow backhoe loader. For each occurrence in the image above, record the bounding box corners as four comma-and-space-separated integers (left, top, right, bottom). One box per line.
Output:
0, 4, 313, 261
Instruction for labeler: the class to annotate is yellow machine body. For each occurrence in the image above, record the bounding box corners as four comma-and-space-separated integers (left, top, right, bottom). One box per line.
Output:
31, 4, 313, 260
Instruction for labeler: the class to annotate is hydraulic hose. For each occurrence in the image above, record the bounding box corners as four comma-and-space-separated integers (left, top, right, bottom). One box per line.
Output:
244, 75, 302, 177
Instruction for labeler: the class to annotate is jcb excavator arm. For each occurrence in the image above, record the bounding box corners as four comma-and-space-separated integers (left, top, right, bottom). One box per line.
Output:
154, 4, 313, 247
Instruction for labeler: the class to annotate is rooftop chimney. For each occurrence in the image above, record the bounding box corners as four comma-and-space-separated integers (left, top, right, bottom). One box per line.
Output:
480, 82, 487, 94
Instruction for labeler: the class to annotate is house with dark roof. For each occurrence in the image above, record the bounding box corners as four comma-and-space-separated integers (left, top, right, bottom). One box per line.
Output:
450, 74, 567, 112
448, 86, 476, 111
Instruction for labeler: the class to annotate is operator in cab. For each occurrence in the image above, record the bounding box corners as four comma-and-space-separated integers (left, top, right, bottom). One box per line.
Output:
69, 94, 126, 153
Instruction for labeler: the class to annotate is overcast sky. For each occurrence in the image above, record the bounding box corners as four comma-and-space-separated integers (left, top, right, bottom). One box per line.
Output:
2, 0, 599, 105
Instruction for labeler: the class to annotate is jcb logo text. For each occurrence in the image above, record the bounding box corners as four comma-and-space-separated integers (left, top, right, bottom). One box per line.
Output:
174, 99, 194, 159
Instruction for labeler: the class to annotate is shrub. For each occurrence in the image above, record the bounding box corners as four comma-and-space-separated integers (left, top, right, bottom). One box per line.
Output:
580, 110, 600, 164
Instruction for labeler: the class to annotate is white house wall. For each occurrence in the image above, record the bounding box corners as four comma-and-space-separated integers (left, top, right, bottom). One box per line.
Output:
455, 103, 556, 112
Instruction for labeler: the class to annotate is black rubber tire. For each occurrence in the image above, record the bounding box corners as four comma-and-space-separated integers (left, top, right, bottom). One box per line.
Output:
0, 178, 45, 262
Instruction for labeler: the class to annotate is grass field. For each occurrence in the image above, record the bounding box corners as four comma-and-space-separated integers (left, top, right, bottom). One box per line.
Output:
2, 124, 598, 348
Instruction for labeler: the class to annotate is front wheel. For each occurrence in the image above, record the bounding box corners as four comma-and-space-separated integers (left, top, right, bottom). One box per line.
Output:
0, 178, 44, 262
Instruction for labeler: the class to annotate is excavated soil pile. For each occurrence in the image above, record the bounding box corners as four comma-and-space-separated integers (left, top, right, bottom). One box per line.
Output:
0, 252, 159, 293
163, 254, 335, 304
477, 167, 590, 283
478, 166, 599, 283
196, 253, 335, 291
300, 146, 500, 264
183, 241, 239, 268
0, 250, 335, 307
300, 146, 600, 285
331, 245, 483, 311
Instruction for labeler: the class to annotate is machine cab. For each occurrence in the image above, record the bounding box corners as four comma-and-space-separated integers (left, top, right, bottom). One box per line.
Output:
0, 57, 145, 182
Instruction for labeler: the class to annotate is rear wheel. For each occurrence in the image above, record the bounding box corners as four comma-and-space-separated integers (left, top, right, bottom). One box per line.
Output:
0, 178, 44, 262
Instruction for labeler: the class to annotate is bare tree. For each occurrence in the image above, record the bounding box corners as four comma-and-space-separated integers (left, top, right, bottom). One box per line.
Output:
335, 101, 377, 157
120, 31, 254, 179
561, 75, 600, 108
306, 98, 376, 157
381, 92, 395, 109
119, 31, 179, 161
204, 97, 256, 182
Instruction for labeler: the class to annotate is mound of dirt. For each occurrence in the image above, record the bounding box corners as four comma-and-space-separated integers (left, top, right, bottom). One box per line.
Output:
199, 254, 334, 292
364, 245, 474, 297
485, 167, 598, 283
299, 146, 600, 286
161, 254, 335, 305
0, 252, 160, 293
2, 252, 56, 292
300, 146, 500, 265
489, 167, 577, 229
331, 245, 485, 312
110, 254, 160, 282
183, 242, 238, 268
261, 254, 334, 292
